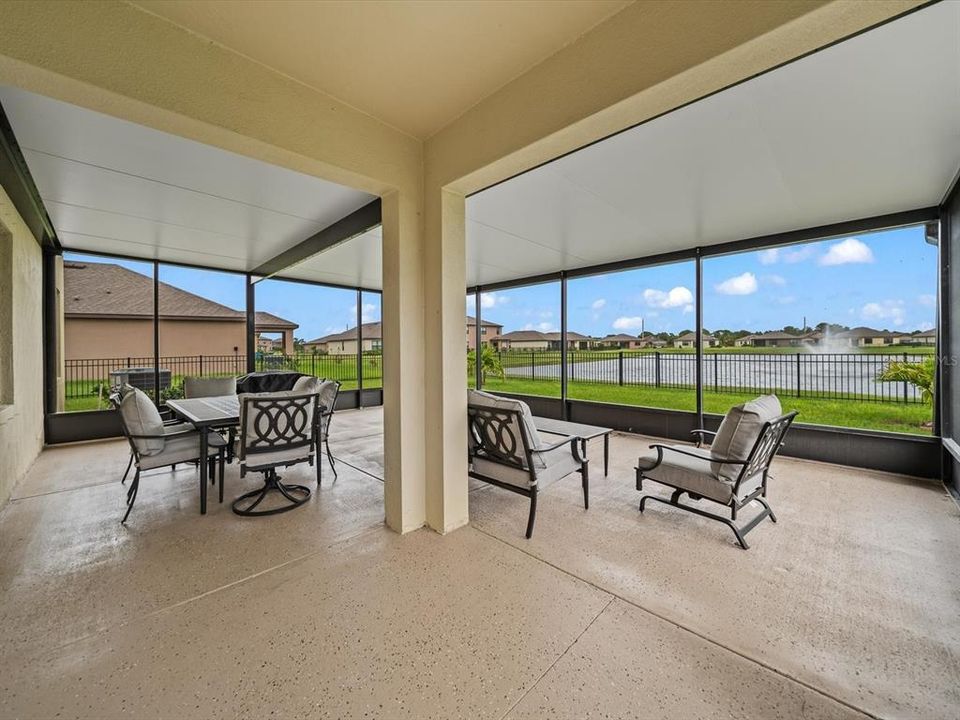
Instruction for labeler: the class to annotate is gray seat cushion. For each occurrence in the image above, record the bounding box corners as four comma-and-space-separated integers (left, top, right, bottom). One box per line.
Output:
709, 395, 782, 481
183, 376, 237, 399
292, 375, 320, 394
139, 430, 225, 471
638, 445, 762, 504
120, 388, 165, 456
472, 440, 581, 490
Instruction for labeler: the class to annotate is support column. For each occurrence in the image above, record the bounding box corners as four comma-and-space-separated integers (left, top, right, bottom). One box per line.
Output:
380, 191, 427, 533
423, 188, 469, 533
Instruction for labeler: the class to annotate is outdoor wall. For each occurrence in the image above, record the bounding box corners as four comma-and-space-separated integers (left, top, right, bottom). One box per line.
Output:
0, 186, 44, 509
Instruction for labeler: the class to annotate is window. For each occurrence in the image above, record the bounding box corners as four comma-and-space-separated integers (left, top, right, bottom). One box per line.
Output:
61, 253, 156, 411
701, 226, 937, 435
476, 281, 560, 398
566, 261, 697, 411
158, 264, 245, 402
255, 278, 359, 387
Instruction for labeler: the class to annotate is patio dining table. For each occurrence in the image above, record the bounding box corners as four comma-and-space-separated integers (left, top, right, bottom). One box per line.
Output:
165, 395, 239, 514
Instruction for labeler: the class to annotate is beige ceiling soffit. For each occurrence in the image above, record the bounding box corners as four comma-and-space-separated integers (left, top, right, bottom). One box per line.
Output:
427, 0, 924, 196
125, 0, 422, 143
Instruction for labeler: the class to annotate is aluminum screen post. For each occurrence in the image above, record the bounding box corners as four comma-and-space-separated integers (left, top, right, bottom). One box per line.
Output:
560, 273, 568, 420
152, 260, 160, 405
695, 250, 704, 429
475, 288, 483, 389
245, 274, 256, 373
356, 288, 363, 407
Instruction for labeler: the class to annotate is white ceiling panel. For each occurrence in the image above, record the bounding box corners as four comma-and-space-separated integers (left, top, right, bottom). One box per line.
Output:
279, 227, 383, 290
0, 84, 377, 283
466, 1, 960, 286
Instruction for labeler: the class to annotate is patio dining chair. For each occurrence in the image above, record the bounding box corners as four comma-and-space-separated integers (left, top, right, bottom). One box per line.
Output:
184, 375, 238, 462
109, 384, 191, 485
115, 386, 227, 523
635, 394, 797, 549
467, 389, 588, 538
232, 390, 320, 516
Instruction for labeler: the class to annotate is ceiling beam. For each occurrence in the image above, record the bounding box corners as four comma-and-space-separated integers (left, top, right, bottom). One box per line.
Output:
0, 100, 60, 251
250, 198, 381, 278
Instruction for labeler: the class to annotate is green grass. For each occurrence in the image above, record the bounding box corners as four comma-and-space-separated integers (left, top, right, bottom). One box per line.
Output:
479, 377, 932, 436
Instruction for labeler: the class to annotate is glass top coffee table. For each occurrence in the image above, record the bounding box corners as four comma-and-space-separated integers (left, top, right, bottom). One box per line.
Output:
533, 417, 612, 476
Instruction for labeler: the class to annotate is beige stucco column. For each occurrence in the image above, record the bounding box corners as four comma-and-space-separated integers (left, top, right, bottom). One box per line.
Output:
422, 189, 469, 533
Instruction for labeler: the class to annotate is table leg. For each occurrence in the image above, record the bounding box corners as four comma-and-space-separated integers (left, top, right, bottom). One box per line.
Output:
604, 433, 609, 477
199, 430, 208, 515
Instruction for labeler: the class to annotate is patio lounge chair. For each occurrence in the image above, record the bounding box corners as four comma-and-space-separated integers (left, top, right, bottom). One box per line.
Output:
467, 389, 588, 538
114, 386, 226, 523
636, 395, 797, 549
232, 390, 320, 516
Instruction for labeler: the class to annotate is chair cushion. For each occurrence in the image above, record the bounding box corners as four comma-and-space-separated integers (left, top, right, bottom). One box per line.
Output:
638, 445, 739, 504
467, 389, 542, 450
472, 441, 581, 491
120, 388, 165, 456
236, 371, 306, 394
183, 376, 237, 399
292, 375, 320, 394
138, 430, 224, 470
709, 395, 782, 482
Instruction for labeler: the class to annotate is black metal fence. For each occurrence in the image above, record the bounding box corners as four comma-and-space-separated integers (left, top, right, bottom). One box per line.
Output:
497, 350, 927, 403
65, 352, 383, 403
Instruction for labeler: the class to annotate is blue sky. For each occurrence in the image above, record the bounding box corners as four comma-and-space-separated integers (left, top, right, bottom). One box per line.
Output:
469, 226, 937, 336
67, 224, 936, 343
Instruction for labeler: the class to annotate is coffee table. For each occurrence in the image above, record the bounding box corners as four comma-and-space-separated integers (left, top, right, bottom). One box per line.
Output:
533, 417, 612, 476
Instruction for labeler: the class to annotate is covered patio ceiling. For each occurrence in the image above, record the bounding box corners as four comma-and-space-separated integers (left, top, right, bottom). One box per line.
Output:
1, 3, 958, 293
465, 0, 960, 287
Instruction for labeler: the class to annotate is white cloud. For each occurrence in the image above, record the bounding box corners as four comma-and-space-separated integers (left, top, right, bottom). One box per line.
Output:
350, 303, 378, 323
758, 249, 779, 265
591, 298, 606, 310
763, 274, 787, 287
918, 321, 935, 331
918, 293, 936, 308
522, 321, 557, 333
480, 292, 509, 309
643, 286, 693, 313
820, 237, 874, 266
612, 316, 644, 330
715, 272, 758, 296
861, 299, 906, 327
783, 245, 815, 264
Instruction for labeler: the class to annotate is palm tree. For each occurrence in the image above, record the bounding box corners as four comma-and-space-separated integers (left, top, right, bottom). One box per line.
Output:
467, 345, 505, 384
877, 357, 935, 405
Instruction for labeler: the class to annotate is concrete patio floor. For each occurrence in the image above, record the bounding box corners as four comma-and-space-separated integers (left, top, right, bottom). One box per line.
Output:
1, 406, 958, 719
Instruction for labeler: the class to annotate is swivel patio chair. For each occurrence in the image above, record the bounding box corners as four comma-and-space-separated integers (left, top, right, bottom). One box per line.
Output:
115, 386, 227, 523
467, 389, 588, 538
635, 394, 797, 549
233, 390, 320, 516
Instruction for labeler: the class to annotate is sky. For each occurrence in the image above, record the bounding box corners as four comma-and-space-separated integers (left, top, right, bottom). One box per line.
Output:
65, 223, 936, 343
468, 226, 938, 336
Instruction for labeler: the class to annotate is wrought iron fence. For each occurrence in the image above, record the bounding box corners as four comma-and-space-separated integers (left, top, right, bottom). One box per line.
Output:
495, 350, 927, 403
64, 352, 384, 402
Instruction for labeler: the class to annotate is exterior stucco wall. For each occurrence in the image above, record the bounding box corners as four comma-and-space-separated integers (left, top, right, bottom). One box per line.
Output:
64, 318, 247, 360
0, 186, 44, 508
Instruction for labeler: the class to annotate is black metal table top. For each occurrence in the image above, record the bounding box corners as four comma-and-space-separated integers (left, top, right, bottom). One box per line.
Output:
165, 395, 240, 427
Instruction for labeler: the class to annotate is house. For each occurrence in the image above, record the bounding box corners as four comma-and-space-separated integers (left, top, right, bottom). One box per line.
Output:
597, 333, 642, 350
63, 261, 298, 359
910, 329, 937, 345
490, 330, 550, 351
673, 331, 718, 349
303, 321, 383, 355
831, 326, 898, 347
637, 336, 668, 349
735, 331, 806, 348
544, 331, 593, 350
465, 315, 503, 350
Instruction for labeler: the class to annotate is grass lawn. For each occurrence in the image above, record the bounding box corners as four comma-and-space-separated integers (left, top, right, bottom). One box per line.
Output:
480, 377, 932, 436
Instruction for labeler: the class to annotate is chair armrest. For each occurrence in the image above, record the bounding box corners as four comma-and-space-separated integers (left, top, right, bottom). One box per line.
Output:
689, 429, 717, 447
537, 435, 578, 453
126, 428, 196, 440
648, 443, 748, 466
